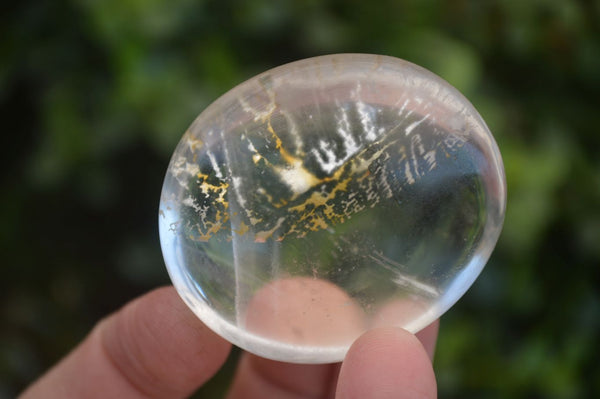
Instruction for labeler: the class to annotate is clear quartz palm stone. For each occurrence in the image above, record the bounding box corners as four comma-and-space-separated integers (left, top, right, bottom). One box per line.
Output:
159, 54, 506, 363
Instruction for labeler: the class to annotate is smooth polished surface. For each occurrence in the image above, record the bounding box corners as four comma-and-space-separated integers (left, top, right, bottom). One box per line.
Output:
159, 54, 506, 363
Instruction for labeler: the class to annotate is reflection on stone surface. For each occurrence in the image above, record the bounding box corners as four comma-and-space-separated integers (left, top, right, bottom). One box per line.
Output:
245, 277, 365, 347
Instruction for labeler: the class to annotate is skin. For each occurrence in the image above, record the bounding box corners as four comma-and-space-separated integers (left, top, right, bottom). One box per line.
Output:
20, 286, 438, 399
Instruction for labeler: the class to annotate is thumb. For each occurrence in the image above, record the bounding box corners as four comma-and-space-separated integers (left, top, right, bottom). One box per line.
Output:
336, 327, 437, 399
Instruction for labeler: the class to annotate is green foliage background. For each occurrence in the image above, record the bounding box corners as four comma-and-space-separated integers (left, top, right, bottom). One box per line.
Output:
2, 0, 599, 397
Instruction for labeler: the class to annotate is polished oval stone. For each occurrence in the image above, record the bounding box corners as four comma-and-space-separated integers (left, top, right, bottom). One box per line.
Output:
159, 54, 506, 363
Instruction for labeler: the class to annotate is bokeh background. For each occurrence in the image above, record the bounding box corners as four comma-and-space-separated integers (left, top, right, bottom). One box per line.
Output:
2, 0, 599, 397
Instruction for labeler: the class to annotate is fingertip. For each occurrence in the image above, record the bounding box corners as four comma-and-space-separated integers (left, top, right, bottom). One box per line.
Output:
415, 320, 439, 361
336, 327, 436, 399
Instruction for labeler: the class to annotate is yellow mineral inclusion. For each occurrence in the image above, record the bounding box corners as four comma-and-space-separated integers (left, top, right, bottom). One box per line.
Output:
307, 214, 329, 231
234, 221, 250, 236
357, 170, 370, 182
274, 199, 288, 208
190, 115, 398, 242
249, 216, 263, 225
192, 209, 230, 242
186, 170, 231, 241
285, 176, 352, 235
183, 130, 204, 152
254, 217, 286, 242
197, 172, 230, 209
267, 120, 296, 165
266, 120, 324, 198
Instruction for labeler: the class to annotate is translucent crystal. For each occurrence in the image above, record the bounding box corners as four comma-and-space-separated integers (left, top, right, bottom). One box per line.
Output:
159, 54, 506, 363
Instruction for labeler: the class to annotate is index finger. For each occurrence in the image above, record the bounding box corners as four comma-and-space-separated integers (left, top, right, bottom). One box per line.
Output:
20, 287, 231, 399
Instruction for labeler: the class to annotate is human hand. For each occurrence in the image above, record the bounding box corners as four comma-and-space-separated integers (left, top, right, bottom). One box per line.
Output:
20, 286, 438, 398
